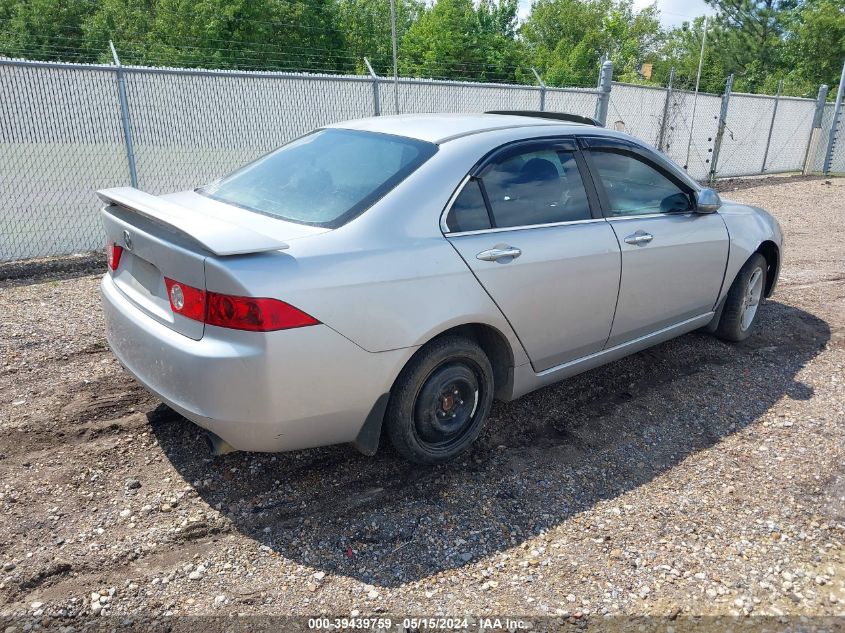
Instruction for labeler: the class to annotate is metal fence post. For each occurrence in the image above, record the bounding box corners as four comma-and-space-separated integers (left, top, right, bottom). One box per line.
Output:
823, 58, 845, 175
594, 60, 613, 126
802, 84, 829, 174
531, 68, 546, 111
761, 80, 782, 172
708, 73, 733, 183
109, 41, 138, 188
364, 57, 381, 116
595, 59, 613, 127
657, 67, 675, 152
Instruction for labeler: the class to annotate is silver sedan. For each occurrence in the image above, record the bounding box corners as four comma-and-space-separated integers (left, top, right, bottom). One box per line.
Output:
99, 112, 783, 464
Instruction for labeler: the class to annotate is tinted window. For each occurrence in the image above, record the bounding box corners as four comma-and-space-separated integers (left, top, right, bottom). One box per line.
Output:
446, 179, 491, 232
480, 148, 591, 228
199, 129, 437, 228
590, 151, 692, 216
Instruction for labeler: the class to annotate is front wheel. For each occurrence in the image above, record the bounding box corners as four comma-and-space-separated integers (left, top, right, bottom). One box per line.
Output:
715, 253, 767, 342
385, 335, 494, 465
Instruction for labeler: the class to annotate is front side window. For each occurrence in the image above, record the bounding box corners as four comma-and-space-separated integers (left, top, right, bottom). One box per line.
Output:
199, 129, 437, 228
590, 150, 693, 216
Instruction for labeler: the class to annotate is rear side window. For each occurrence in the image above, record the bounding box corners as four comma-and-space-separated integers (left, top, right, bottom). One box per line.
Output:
590, 150, 693, 216
480, 148, 591, 228
446, 179, 491, 232
199, 129, 437, 228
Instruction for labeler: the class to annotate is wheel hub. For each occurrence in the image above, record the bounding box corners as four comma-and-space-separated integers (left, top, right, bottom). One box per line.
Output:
414, 364, 480, 445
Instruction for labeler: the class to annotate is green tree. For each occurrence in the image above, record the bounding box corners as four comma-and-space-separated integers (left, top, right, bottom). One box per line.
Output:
476, 0, 529, 81
779, 0, 845, 96
603, 1, 662, 82
651, 17, 729, 93
81, 0, 348, 71
82, 0, 155, 64
0, 0, 836, 96
338, 0, 424, 75
521, 0, 662, 87
399, 0, 526, 82
0, 0, 98, 62
703, 0, 795, 92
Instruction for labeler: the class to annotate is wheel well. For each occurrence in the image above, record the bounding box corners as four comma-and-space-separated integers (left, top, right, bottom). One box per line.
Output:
430, 324, 515, 400
756, 240, 779, 297
360, 323, 514, 455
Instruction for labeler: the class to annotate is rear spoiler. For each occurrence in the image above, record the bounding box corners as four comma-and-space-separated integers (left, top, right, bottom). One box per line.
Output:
97, 187, 289, 256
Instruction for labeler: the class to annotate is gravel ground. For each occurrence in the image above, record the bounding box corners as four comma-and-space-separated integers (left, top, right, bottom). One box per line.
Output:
0, 176, 843, 630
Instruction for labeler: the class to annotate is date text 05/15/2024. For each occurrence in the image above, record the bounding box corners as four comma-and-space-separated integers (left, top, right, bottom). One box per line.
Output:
307, 617, 531, 630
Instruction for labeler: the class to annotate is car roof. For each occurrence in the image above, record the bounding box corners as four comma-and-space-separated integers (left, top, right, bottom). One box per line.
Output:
328, 113, 605, 145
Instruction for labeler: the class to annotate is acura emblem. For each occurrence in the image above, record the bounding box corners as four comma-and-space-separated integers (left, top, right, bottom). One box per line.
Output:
123, 229, 133, 251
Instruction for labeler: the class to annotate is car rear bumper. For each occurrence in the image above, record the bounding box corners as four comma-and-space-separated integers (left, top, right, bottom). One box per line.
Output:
101, 274, 410, 452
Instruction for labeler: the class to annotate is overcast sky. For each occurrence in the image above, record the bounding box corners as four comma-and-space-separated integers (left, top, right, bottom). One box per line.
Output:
517, 0, 716, 27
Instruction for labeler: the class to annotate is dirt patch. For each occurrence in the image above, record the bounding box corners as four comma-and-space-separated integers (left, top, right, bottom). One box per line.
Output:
0, 251, 105, 284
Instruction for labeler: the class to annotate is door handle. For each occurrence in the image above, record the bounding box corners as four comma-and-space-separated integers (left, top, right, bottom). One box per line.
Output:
624, 231, 654, 245
476, 245, 522, 262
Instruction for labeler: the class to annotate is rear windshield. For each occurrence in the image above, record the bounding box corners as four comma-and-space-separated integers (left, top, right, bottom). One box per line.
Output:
198, 128, 437, 228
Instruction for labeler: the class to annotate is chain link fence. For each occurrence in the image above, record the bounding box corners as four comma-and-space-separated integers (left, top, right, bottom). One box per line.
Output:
125, 69, 377, 196
1, 57, 843, 262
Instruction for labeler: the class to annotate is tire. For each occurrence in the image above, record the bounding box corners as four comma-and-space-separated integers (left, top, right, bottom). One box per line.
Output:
715, 253, 767, 342
385, 335, 494, 465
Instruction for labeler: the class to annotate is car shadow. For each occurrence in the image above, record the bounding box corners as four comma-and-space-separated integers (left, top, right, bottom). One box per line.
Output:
149, 300, 830, 587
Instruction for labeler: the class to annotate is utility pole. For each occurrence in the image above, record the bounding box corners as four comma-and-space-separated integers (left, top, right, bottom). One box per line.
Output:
684, 16, 708, 170
390, 0, 399, 114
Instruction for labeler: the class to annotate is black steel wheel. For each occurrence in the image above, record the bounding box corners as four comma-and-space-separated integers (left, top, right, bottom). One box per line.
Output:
385, 335, 494, 464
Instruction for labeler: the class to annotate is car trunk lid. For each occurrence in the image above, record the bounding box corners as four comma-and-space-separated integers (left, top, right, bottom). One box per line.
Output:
98, 187, 327, 340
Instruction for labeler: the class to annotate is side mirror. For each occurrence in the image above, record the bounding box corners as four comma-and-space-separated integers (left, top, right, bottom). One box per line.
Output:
696, 188, 721, 214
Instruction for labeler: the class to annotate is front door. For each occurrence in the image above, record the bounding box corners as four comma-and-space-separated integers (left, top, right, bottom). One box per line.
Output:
583, 140, 729, 347
443, 139, 621, 372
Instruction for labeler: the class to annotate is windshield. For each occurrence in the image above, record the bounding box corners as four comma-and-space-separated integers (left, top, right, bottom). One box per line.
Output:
199, 129, 437, 228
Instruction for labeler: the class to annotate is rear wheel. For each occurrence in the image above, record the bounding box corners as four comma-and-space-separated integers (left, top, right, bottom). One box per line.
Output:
385, 335, 494, 465
716, 253, 767, 342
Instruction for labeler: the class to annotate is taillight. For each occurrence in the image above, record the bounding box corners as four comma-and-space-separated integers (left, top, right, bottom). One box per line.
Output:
206, 293, 319, 331
164, 278, 206, 321
163, 277, 318, 332
107, 240, 123, 272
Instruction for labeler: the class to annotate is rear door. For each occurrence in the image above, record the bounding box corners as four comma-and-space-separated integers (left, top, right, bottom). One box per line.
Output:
581, 136, 729, 347
444, 138, 621, 372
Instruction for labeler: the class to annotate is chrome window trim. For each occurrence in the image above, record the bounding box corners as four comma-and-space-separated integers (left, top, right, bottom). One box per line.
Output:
444, 217, 606, 237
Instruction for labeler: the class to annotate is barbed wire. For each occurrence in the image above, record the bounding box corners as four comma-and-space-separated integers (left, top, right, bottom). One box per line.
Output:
0, 29, 542, 84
